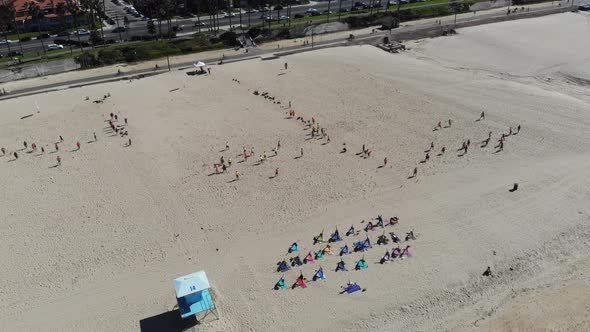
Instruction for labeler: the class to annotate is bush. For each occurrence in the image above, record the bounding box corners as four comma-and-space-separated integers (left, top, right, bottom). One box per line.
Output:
54, 38, 68, 45
247, 27, 262, 39
75, 52, 100, 68
20, 36, 31, 42
219, 31, 240, 47
38, 33, 50, 39
294, 13, 304, 19
97, 48, 124, 64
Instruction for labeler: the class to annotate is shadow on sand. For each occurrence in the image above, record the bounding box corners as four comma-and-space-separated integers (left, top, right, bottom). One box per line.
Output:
139, 309, 197, 332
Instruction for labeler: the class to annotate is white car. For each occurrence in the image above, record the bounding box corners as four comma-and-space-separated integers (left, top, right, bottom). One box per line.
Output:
47, 44, 64, 50
77, 29, 90, 35
306, 8, 318, 13
223, 12, 236, 18
0, 39, 14, 44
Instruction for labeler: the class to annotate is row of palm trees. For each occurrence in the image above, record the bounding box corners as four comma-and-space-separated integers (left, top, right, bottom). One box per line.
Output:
0, 0, 105, 56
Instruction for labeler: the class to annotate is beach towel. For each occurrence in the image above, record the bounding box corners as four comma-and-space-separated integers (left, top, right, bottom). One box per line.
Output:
291, 256, 303, 266
401, 246, 412, 258
392, 247, 402, 258
274, 278, 288, 290
346, 226, 355, 236
296, 278, 307, 289
336, 260, 347, 272
340, 244, 350, 256
377, 234, 389, 245
380, 250, 391, 264
323, 245, 334, 255
315, 250, 325, 261
289, 242, 299, 253
313, 232, 324, 244
342, 282, 362, 294
355, 259, 368, 270
313, 267, 326, 281
277, 260, 290, 272
329, 229, 342, 243
304, 252, 316, 264
365, 222, 374, 232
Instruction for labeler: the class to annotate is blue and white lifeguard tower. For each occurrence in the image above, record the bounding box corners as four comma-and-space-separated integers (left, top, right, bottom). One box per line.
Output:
173, 270, 218, 322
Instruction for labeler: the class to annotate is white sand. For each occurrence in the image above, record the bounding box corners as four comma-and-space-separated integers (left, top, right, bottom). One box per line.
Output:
1, 12, 590, 331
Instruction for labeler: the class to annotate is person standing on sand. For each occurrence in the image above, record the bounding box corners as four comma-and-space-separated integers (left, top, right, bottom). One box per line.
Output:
124, 118, 128, 125
250, 147, 254, 156
430, 142, 434, 151
57, 155, 61, 166
424, 152, 430, 162
23, 141, 27, 149
55, 143, 59, 151
60, 135, 64, 143
516, 125, 521, 134
94, 132, 97, 141
300, 147, 304, 157
289, 101, 292, 108
284, 63, 288, 70
228, 158, 232, 166
384, 157, 388, 167
275, 168, 279, 177
235, 170, 240, 180
327, 136, 331, 143
277, 140, 281, 150
14, 151, 18, 159
41, 147, 45, 154
448, 119, 452, 128
413, 167, 417, 178
441, 147, 446, 155
478, 111, 485, 121
225, 142, 230, 151
215, 164, 220, 174
76, 141, 81, 150
1, 147, 5, 156
128, 138, 132, 146
114, 115, 118, 121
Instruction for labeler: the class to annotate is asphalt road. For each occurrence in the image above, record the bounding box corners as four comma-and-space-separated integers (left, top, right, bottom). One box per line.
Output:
1, 0, 390, 56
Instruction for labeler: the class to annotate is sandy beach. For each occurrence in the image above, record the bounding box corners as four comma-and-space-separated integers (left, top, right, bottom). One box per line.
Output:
1, 12, 589, 331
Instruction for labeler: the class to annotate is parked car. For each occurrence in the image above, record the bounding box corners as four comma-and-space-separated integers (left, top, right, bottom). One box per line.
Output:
56, 31, 70, 36
310, 11, 322, 16
112, 26, 126, 33
339, 8, 349, 12
322, 10, 333, 14
245, 9, 259, 13
172, 25, 184, 32
0, 39, 14, 45
306, 8, 318, 13
47, 43, 64, 50
223, 12, 236, 18
194, 21, 206, 27
279, 15, 290, 20
8, 50, 24, 56
107, 18, 115, 25
579, 4, 590, 11
77, 29, 90, 35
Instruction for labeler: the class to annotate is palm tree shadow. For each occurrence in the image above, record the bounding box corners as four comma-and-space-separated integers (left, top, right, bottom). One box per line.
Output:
407, 175, 415, 179
7, 158, 17, 162
49, 150, 58, 154
377, 165, 384, 169
227, 179, 239, 183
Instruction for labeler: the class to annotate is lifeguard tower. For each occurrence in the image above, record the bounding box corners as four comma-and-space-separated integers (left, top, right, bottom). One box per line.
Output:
173, 271, 218, 322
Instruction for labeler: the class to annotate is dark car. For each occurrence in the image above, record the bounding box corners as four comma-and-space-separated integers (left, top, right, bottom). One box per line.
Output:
57, 31, 70, 36
310, 11, 321, 16
112, 26, 126, 33
107, 19, 115, 25
579, 4, 590, 11
172, 25, 183, 32
8, 51, 24, 56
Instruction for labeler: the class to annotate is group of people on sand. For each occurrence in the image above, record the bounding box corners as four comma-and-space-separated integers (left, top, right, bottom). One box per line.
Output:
275, 214, 418, 290
1, 102, 132, 167
410, 112, 521, 178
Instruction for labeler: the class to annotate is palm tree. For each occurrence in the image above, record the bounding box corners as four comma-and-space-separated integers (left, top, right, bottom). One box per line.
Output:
326, 0, 332, 23
65, 0, 84, 51
55, 2, 73, 54
274, 4, 283, 23
0, 2, 14, 55
26, 1, 46, 55
7, 1, 25, 54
